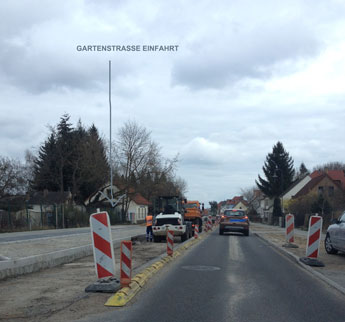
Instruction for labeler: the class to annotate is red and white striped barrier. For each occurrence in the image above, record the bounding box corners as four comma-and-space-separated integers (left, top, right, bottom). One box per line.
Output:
90, 211, 115, 279
194, 224, 199, 239
208, 215, 212, 231
306, 215, 323, 258
167, 230, 174, 256
120, 241, 132, 287
285, 214, 295, 243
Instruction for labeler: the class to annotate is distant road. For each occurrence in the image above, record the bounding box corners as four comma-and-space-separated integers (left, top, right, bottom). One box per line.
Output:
0, 225, 142, 243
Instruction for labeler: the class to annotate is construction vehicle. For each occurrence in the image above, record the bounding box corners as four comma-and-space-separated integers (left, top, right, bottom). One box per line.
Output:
183, 200, 203, 233
152, 196, 193, 243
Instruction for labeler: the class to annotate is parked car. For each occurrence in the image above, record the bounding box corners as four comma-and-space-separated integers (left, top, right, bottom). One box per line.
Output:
219, 209, 249, 236
325, 211, 345, 254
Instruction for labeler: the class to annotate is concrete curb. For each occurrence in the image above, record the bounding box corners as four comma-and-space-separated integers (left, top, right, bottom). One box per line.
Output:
254, 233, 345, 297
0, 234, 146, 280
105, 230, 212, 307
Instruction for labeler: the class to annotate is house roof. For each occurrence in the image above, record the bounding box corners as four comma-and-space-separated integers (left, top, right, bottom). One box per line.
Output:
311, 170, 345, 188
281, 173, 310, 197
294, 173, 344, 198
131, 193, 150, 206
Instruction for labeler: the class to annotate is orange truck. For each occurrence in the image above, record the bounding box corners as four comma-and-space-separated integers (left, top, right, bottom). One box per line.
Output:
183, 200, 203, 233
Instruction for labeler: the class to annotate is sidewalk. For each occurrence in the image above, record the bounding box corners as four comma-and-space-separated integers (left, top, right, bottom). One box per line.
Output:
251, 222, 345, 295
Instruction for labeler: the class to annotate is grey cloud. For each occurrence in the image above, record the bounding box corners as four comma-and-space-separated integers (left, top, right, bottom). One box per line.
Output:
171, 20, 321, 90
0, 41, 135, 94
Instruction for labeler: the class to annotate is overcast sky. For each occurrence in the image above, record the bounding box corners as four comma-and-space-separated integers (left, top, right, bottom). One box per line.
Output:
1, 0, 345, 204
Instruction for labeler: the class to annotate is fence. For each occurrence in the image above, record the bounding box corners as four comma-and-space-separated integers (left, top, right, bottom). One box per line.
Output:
0, 203, 129, 232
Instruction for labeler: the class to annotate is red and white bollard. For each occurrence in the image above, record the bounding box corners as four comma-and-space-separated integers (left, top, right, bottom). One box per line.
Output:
167, 230, 174, 256
283, 214, 298, 248
286, 214, 294, 243
90, 211, 116, 279
300, 215, 324, 267
194, 224, 199, 239
208, 215, 212, 231
306, 215, 323, 258
120, 241, 132, 287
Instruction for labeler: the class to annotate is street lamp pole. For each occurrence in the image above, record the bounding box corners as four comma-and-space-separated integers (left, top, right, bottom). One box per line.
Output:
109, 60, 114, 204
272, 162, 284, 227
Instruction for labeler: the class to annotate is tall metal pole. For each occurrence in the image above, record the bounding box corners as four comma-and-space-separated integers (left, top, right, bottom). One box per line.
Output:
109, 60, 114, 203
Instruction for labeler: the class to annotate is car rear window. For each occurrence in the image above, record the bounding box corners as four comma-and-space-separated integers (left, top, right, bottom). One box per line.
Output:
155, 218, 180, 226
224, 210, 245, 217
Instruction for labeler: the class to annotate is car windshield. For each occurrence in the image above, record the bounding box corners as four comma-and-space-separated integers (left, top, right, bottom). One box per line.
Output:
224, 210, 245, 217
155, 218, 180, 226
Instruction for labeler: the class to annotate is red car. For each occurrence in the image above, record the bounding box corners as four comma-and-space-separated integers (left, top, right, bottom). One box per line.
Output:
219, 210, 249, 236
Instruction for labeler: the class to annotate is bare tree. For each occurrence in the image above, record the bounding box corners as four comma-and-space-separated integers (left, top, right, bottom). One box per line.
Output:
313, 162, 345, 171
114, 121, 161, 217
114, 120, 184, 217
0, 156, 26, 198
240, 185, 257, 202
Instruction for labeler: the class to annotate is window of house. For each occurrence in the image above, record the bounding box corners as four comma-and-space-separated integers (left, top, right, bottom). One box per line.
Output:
318, 186, 324, 195
328, 186, 334, 197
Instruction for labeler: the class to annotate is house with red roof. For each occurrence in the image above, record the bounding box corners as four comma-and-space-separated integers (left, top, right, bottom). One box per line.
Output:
218, 196, 249, 214
294, 170, 345, 199
85, 183, 150, 224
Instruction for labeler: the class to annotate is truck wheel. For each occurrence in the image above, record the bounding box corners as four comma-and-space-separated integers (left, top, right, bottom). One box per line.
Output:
181, 233, 187, 242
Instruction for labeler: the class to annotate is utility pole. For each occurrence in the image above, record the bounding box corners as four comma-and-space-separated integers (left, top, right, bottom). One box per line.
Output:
109, 60, 114, 204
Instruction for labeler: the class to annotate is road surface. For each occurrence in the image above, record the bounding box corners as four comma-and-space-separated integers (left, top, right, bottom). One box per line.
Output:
0, 225, 142, 243
82, 230, 345, 322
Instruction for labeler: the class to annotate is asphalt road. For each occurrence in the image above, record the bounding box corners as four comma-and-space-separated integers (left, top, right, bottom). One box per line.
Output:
83, 230, 345, 322
0, 225, 141, 243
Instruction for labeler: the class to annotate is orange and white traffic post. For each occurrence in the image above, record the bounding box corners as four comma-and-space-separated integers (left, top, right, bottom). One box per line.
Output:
194, 224, 199, 239
120, 241, 132, 287
90, 211, 116, 279
167, 230, 174, 256
300, 215, 324, 267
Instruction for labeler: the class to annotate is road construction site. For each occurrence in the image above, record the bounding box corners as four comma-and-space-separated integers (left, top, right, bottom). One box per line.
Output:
0, 222, 345, 322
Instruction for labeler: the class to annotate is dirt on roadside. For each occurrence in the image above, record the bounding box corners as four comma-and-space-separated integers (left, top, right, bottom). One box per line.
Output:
0, 240, 167, 322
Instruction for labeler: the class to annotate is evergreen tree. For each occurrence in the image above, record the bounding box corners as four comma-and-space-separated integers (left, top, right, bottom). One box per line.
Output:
55, 114, 75, 195
272, 197, 282, 218
32, 115, 109, 203
299, 162, 308, 175
256, 141, 295, 198
77, 124, 109, 202
33, 131, 59, 191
